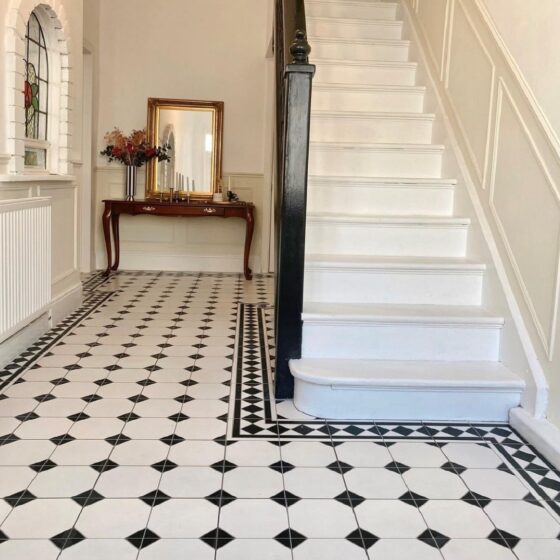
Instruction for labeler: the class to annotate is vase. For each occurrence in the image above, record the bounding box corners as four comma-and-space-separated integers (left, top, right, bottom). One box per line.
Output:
125, 165, 137, 200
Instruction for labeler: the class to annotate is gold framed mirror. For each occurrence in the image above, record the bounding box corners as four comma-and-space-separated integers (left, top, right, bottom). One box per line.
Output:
146, 98, 224, 199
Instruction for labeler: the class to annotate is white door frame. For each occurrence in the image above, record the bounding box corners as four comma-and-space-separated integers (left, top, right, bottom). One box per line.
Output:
79, 47, 94, 272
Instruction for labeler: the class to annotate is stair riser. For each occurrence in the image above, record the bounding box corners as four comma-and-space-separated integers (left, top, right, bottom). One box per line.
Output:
312, 40, 409, 62
312, 87, 425, 113
308, 18, 403, 40
302, 323, 501, 361
310, 115, 433, 144
304, 268, 483, 305
309, 147, 443, 178
306, 1, 398, 21
315, 63, 416, 86
307, 184, 454, 216
294, 381, 520, 421
306, 222, 468, 257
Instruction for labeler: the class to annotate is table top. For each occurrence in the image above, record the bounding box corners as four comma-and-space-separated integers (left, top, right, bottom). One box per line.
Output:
103, 198, 254, 208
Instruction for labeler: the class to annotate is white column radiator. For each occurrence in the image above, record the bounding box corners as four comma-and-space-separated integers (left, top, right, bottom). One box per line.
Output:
0, 197, 51, 343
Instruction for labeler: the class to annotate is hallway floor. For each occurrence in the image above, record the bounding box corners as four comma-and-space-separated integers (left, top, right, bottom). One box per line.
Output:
0, 271, 559, 559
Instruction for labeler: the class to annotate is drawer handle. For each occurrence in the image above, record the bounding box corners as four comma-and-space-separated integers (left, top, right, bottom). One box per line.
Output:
142, 206, 156, 211
203, 207, 217, 214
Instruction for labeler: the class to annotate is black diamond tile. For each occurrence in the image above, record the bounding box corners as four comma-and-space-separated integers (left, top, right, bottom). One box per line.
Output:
94, 378, 113, 386
205, 490, 237, 507
34, 393, 56, 402
82, 394, 102, 403
274, 528, 306, 548
5, 489, 36, 507
419, 529, 450, 549
489, 528, 521, 549
129, 393, 149, 403
201, 528, 235, 549
127, 528, 160, 549
462, 490, 492, 508
356, 528, 379, 549
16, 411, 39, 422
210, 459, 237, 473
72, 489, 104, 507
271, 490, 301, 507
151, 460, 177, 473
67, 412, 90, 422
441, 461, 467, 475
0, 530, 8, 543
50, 528, 85, 550
384, 461, 410, 474
400, 491, 428, 508
159, 433, 185, 446
168, 412, 189, 422
30, 459, 57, 472
140, 489, 171, 507
105, 433, 131, 446
90, 459, 119, 473
335, 490, 365, 508
50, 433, 75, 446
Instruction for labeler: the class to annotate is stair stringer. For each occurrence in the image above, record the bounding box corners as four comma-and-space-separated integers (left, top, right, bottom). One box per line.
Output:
397, 0, 548, 417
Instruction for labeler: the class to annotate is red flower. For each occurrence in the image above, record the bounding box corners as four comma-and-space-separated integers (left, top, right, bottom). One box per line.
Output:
24, 81, 32, 109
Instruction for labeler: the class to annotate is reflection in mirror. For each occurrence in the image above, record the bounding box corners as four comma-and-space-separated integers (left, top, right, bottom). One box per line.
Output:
146, 98, 223, 199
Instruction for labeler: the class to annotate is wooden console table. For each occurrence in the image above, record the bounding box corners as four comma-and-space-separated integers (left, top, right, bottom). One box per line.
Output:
102, 199, 255, 280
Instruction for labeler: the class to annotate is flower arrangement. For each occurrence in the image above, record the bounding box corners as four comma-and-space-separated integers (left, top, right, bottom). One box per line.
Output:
100, 127, 171, 168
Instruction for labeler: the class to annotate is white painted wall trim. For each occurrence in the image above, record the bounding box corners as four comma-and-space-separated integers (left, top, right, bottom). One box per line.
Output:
510, 407, 560, 469
401, 0, 549, 418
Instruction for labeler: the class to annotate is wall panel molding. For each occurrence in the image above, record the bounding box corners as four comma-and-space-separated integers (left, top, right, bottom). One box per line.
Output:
488, 80, 560, 360
445, 0, 495, 186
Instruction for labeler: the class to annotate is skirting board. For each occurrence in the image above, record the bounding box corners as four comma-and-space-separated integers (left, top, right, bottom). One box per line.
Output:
0, 282, 83, 369
510, 407, 560, 469
50, 282, 83, 325
0, 313, 50, 369
109, 252, 262, 274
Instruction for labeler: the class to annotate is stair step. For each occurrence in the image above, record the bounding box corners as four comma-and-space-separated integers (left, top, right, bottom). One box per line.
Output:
309, 141, 444, 180
302, 303, 504, 361
306, 214, 469, 257
290, 359, 524, 421
306, 0, 398, 21
311, 110, 435, 144
307, 16, 404, 40
307, 176, 456, 216
304, 256, 485, 305
311, 36, 410, 62
315, 59, 417, 86
312, 83, 426, 113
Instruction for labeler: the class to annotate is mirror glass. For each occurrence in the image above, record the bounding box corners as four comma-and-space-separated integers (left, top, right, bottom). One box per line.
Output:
146, 98, 223, 198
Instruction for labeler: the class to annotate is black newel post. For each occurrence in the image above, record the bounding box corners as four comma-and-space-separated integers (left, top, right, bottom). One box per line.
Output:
275, 26, 315, 399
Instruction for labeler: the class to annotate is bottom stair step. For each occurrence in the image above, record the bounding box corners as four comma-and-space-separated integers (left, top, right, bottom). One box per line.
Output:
290, 359, 525, 421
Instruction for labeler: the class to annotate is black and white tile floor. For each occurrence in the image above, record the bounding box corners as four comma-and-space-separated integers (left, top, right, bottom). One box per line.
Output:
0, 271, 559, 559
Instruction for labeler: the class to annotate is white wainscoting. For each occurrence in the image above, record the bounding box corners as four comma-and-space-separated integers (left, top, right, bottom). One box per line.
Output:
93, 167, 267, 274
402, 0, 560, 433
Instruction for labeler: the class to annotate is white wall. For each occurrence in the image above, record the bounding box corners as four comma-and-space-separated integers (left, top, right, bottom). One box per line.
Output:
0, 0, 84, 363
87, 0, 275, 274
404, 0, 560, 428
482, 0, 560, 140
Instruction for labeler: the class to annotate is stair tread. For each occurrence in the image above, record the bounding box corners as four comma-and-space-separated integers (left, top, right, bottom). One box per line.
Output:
305, 254, 486, 270
314, 83, 425, 93
310, 36, 409, 46
308, 175, 456, 186
308, 15, 403, 25
312, 109, 435, 120
311, 141, 445, 151
315, 58, 416, 68
291, 359, 525, 388
307, 213, 470, 225
302, 302, 503, 324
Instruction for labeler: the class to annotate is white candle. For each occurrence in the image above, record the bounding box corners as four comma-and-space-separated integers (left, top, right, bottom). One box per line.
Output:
192, 179, 196, 191
228, 176, 231, 191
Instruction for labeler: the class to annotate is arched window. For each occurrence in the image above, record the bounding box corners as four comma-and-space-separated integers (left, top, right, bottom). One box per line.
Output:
5, 2, 70, 175
24, 12, 49, 141
23, 8, 52, 170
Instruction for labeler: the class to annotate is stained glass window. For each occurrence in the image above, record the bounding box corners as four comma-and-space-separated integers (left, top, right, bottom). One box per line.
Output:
24, 12, 48, 141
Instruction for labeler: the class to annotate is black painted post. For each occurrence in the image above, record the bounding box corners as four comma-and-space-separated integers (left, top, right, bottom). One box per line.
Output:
275, 30, 315, 399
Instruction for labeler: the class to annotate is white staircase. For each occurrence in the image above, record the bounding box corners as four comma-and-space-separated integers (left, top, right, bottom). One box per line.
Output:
290, 0, 524, 421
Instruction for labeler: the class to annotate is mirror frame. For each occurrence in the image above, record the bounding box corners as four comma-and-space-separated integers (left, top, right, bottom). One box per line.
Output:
145, 97, 224, 199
